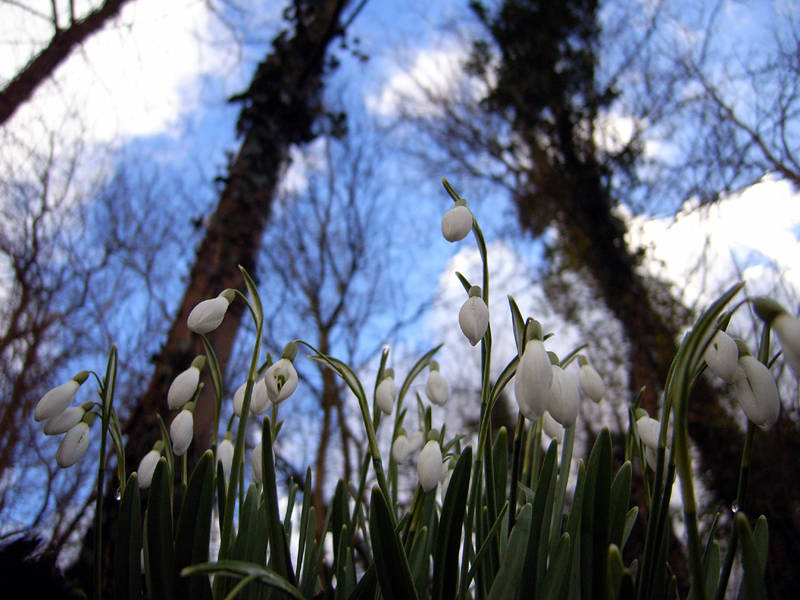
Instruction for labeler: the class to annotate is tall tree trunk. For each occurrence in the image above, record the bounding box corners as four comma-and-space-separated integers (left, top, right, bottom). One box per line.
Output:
0, 0, 134, 126
69, 2, 352, 595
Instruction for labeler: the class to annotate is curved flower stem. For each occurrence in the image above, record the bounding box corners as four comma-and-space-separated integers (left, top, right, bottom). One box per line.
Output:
94, 345, 117, 600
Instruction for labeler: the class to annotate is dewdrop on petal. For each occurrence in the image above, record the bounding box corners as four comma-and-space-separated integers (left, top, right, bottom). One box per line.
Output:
441, 203, 473, 242
417, 440, 443, 492
170, 407, 194, 456
459, 287, 489, 346
167, 356, 204, 410
251, 441, 263, 483
56, 421, 91, 468
753, 297, 800, 378
376, 370, 397, 414
425, 362, 449, 406
217, 437, 234, 478
137, 447, 162, 489
734, 355, 780, 429
577, 357, 605, 403
703, 330, 738, 383
34, 371, 88, 422
187, 289, 235, 334
44, 405, 85, 435
547, 362, 580, 427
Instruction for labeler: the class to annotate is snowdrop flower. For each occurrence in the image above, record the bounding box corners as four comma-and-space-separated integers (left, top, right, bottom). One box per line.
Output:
703, 330, 738, 383
391, 435, 411, 463
376, 370, 397, 415
44, 405, 85, 435
753, 297, 800, 377
170, 408, 194, 456
425, 362, 449, 406
514, 329, 553, 419
187, 289, 235, 334
459, 287, 489, 346
547, 363, 580, 427
577, 357, 605, 403
251, 441, 263, 483
408, 430, 425, 452
217, 437, 234, 478
417, 440, 443, 492
265, 355, 298, 405
734, 355, 780, 429
441, 203, 473, 242
56, 421, 91, 468
233, 378, 269, 416
636, 416, 661, 451
167, 357, 204, 410
542, 411, 564, 442
34, 372, 88, 422
137, 448, 162, 489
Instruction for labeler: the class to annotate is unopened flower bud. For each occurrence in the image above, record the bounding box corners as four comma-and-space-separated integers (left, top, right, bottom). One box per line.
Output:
170, 409, 194, 456
754, 297, 800, 378
376, 372, 396, 415
547, 364, 580, 427
233, 378, 269, 416
251, 441, 263, 483
425, 364, 449, 406
441, 204, 473, 242
56, 421, 91, 468
167, 363, 202, 410
734, 356, 780, 429
187, 290, 234, 334
703, 330, 738, 383
408, 430, 425, 452
217, 438, 234, 478
577, 357, 605, 402
417, 440, 443, 492
34, 372, 87, 422
265, 358, 298, 404
44, 406, 85, 435
137, 449, 162, 489
459, 288, 488, 346
391, 435, 411, 463
636, 416, 661, 451
514, 339, 552, 420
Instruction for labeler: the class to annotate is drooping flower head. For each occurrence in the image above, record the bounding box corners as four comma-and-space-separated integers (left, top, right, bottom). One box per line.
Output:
391, 434, 411, 463
459, 286, 489, 346
56, 415, 93, 468
577, 356, 605, 403
217, 436, 234, 478
376, 369, 397, 415
44, 404, 86, 435
425, 361, 449, 406
137, 445, 163, 489
233, 378, 269, 416
733, 344, 780, 429
170, 405, 194, 456
441, 201, 473, 242
753, 297, 800, 378
514, 321, 552, 420
265, 343, 299, 404
547, 359, 580, 427
187, 289, 235, 334
34, 371, 88, 422
417, 439, 443, 492
167, 356, 205, 410
703, 330, 739, 383
251, 441, 264, 483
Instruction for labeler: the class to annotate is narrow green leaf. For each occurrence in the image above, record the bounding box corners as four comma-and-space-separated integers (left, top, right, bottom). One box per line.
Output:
298, 508, 318, 599
508, 295, 525, 354
433, 446, 472, 600
296, 468, 313, 574
520, 441, 557, 597
230, 485, 268, 600
736, 513, 767, 599
145, 458, 174, 600
113, 472, 142, 600
492, 429, 508, 514
181, 560, 304, 600
703, 540, 720, 600
261, 419, 296, 587
487, 504, 532, 600
174, 451, 214, 600
752, 515, 768, 576
609, 461, 632, 547
397, 344, 443, 404
369, 487, 419, 600
216, 461, 227, 544
621, 507, 638, 552
539, 532, 571, 599
408, 524, 430, 599
349, 566, 377, 600
581, 429, 612, 600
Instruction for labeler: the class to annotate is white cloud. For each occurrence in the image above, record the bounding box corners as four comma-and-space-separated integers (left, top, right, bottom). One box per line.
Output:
2, 0, 233, 144
626, 176, 800, 310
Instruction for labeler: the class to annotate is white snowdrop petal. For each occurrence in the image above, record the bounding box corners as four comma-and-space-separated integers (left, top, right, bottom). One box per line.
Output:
170, 410, 194, 456
167, 367, 200, 410
441, 205, 473, 242
56, 422, 91, 468
425, 371, 450, 406
514, 340, 552, 420
736, 357, 780, 429
137, 450, 161, 489
34, 380, 79, 422
265, 359, 298, 404
417, 441, 443, 492
44, 406, 84, 435
217, 439, 234, 478
703, 330, 739, 383
548, 365, 580, 427
458, 297, 489, 346
636, 416, 661, 451
187, 296, 230, 334
578, 364, 605, 402
376, 378, 396, 414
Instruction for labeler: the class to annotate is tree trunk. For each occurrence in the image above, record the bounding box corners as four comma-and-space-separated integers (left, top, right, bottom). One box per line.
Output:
69, 2, 351, 595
